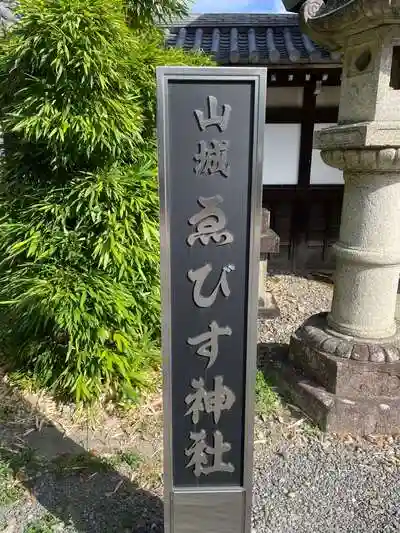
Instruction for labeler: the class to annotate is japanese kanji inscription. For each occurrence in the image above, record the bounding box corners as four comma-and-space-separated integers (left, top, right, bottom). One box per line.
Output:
169, 83, 249, 486
185, 430, 235, 477
187, 321, 232, 369
157, 66, 266, 533
187, 195, 234, 247
194, 140, 230, 177
194, 95, 232, 132
183, 92, 236, 476
185, 376, 235, 425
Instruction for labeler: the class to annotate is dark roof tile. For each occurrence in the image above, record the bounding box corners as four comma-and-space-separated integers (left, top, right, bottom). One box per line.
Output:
164, 13, 342, 66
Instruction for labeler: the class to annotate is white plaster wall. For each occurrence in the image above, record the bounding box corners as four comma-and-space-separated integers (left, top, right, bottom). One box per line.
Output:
310, 123, 344, 185
263, 123, 301, 185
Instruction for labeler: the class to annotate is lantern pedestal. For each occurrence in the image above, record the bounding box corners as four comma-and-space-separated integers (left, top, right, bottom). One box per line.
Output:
286, 136, 400, 435
281, 1, 400, 434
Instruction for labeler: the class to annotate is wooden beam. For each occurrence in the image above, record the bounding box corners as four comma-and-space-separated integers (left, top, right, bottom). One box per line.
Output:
298, 83, 317, 187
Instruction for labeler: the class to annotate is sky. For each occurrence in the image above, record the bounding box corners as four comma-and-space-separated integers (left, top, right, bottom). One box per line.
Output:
191, 0, 287, 13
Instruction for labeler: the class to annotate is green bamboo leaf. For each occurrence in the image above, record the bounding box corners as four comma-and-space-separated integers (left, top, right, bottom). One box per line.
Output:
0, 0, 210, 404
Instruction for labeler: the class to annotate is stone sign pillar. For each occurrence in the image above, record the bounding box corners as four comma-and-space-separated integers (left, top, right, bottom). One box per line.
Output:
286, 0, 400, 434
157, 67, 266, 533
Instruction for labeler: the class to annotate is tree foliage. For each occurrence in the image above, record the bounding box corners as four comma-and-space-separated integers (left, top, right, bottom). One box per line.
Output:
130, 27, 214, 141
0, 0, 143, 180
0, 0, 213, 403
125, 0, 188, 27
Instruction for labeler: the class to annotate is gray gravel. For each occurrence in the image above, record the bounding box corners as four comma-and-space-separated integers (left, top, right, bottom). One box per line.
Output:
252, 435, 400, 533
253, 273, 400, 533
257, 272, 333, 346
0, 465, 164, 533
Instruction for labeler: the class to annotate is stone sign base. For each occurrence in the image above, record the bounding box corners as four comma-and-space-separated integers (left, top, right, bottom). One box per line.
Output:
270, 313, 400, 435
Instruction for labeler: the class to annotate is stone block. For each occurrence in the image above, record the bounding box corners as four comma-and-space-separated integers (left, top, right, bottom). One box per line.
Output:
258, 208, 280, 319
290, 333, 400, 398
260, 208, 280, 255
261, 349, 400, 435
317, 121, 400, 153
271, 358, 400, 435
260, 230, 280, 255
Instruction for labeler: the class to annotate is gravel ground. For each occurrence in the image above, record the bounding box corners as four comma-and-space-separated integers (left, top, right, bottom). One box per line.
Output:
0, 469, 164, 533
258, 271, 333, 346
1, 273, 400, 533
253, 272, 400, 533
252, 434, 400, 533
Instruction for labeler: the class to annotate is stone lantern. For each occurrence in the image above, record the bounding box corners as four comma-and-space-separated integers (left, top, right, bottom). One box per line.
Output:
285, 0, 400, 434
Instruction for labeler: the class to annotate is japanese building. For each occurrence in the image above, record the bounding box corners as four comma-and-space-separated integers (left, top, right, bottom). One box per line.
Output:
164, 13, 344, 271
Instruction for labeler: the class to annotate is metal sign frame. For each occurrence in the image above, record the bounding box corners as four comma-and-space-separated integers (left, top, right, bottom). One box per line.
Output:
157, 66, 267, 533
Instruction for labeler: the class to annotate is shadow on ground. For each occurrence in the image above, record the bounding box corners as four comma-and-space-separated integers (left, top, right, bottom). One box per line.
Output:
0, 379, 163, 533
257, 341, 310, 423
257, 341, 289, 389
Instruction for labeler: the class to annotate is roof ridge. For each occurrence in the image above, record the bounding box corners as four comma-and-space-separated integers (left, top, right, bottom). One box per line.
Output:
162, 13, 300, 28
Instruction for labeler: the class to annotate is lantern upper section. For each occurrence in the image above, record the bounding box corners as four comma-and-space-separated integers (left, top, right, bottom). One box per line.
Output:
291, 0, 400, 155
290, 0, 400, 51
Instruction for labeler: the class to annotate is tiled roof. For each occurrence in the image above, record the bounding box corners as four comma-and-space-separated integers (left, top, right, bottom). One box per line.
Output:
0, 6, 341, 67
164, 14, 342, 66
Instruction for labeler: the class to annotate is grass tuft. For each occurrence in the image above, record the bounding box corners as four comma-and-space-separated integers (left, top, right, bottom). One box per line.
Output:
0, 458, 23, 506
255, 370, 281, 417
24, 514, 60, 533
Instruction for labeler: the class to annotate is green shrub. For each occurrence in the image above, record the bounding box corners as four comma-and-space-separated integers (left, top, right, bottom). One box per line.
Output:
0, 0, 143, 180
0, 162, 160, 402
0, 0, 158, 403
125, 0, 188, 27
0, 0, 213, 403
129, 28, 214, 141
